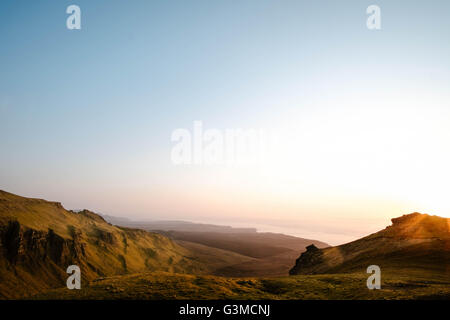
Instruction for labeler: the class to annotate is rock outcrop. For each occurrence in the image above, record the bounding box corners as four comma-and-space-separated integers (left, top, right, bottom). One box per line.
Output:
1, 221, 87, 266
289, 244, 323, 275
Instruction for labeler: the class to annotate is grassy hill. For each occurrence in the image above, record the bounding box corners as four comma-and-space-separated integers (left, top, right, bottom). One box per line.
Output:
0, 190, 211, 298
2, 190, 449, 300
170, 231, 328, 277
32, 212, 450, 300
137, 229, 329, 277
289, 213, 450, 275
104, 211, 330, 278
0, 190, 329, 298
163, 231, 328, 259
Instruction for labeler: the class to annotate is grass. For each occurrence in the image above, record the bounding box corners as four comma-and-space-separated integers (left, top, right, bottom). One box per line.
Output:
33, 267, 450, 300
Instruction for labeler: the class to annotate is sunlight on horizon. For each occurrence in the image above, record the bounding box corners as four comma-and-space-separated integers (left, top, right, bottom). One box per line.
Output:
1, 0, 450, 242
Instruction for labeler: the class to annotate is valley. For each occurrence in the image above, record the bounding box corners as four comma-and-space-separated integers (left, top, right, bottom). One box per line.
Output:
0, 190, 449, 300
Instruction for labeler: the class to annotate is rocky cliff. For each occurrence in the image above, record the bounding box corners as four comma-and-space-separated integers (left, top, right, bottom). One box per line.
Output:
0, 190, 204, 299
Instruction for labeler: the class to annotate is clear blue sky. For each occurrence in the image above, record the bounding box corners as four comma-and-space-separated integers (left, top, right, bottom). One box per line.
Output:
1, 1, 450, 244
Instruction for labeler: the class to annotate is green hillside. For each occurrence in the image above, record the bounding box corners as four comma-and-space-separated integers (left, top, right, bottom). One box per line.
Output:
289, 213, 450, 275
0, 190, 207, 298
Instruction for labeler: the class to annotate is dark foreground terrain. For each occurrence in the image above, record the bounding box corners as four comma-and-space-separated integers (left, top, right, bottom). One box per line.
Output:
34, 268, 450, 300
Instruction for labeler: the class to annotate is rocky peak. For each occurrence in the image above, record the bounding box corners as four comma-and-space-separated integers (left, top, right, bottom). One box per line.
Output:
384, 213, 449, 240
289, 243, 324, 275
305, 244, 319, 252
73, 209, 107, 223
391, 212, 423, 226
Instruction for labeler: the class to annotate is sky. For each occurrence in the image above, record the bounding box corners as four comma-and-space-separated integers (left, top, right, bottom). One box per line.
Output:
1, 1, 450, 244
